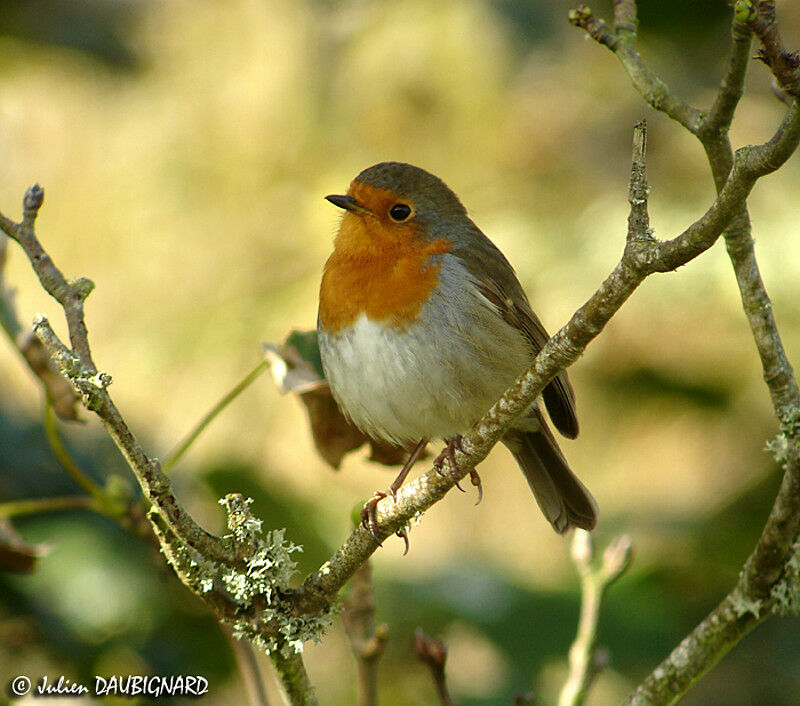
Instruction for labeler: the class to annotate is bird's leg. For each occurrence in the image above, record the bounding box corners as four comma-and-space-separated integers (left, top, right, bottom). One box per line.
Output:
434, 435, 483, 504
361, 437, 428, 544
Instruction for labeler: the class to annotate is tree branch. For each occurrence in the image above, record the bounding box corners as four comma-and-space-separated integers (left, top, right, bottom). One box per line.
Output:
269, 649, 320, 706
342, 560, 388, 706
414, 629, 455, 706
0, 203, 79, 420
569, 3, 702, 133
745, 0, 800, 97
559, 532, 632, 706
703, 21, 753, 137
572, 2, 800, 703
0, 190, 327, 706
224, 625, 272, 706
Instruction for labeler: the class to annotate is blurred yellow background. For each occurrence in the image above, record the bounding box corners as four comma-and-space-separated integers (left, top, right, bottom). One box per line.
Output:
1, 1, 799, 704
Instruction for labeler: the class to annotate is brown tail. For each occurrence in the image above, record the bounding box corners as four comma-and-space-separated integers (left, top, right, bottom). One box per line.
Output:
502, 416, 597, 534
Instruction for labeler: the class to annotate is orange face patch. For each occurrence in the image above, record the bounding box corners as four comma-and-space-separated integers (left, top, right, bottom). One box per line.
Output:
319, 182, 451, 333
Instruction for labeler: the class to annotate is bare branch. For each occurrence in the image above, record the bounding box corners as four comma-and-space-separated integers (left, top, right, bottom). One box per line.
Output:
623, 592, 764, 706
342, 561, 388, 706
569, 3, 702, 132
414, 629, 455, 706
559, 532, 632, 706
571, 2, 800, 703
1, 190, 328, 706
269, 649, 320, 706
0, 205, 79, 420
223, 625, 271, 706
745, 0, 800, 97
31, 312, 232, 563
0, 190, 231, 563
703, 22, 753, 136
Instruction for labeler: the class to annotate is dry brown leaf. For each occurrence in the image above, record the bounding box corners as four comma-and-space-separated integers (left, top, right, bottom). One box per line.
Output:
18, 330, 81, 421
264, 330, 416, 469
0, 519, 49, 574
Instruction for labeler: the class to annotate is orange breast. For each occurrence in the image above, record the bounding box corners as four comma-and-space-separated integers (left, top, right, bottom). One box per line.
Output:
319, 213, 451, 334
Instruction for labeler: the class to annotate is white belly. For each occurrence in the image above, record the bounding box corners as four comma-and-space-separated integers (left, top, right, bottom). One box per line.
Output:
318, 257, 532, 444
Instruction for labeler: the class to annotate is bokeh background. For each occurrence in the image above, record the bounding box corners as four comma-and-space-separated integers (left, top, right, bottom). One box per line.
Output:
1, 0, 800, 704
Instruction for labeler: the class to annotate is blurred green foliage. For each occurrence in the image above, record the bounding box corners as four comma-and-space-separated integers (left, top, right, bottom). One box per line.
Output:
1, 0, 799, 704
0, 0, 141, 68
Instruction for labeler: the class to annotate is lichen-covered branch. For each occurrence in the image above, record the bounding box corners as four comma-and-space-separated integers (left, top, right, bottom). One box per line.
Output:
572, 2, 800, 704
269, 649, 320, 706
0, 193, 325, 706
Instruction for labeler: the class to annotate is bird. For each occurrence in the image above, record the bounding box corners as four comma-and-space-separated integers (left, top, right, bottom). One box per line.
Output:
317, 161, 597, 539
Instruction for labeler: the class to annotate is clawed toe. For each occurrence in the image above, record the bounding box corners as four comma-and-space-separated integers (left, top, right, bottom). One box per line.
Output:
360, 490, 389, 543
360, 491, 412, 554
434, 435, 464, 474
396, 526, 410, 556
434, 436, 482, 502
469, 469, 483, 505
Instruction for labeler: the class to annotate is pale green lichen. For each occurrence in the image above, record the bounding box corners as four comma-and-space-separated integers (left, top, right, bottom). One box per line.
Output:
765, 433, 789, 465
217, 498, 338, 654
730, 588, 762, 618
770, 540, 800, 617
765, 407, 800, 468
157, 496, 337, 655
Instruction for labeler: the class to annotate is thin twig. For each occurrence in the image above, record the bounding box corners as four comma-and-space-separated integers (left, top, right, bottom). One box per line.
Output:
703, 21, 753, 136
342, 561, 388, 706
0, 212, 79, 420
746, 0, 800, 97
569, 3, 702, 133
0, 496, 95, 518
163, 358, 270, 473
42, 399, 102, 499
224, 625, 271, 706
558, 532, 632, 706
414, 630, 455, 706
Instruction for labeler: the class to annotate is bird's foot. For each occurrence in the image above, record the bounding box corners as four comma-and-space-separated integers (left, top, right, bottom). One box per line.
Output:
360, 489, 411, 554
360, 489, 392, 544
434, 435, 464, 476
434, 436, 482, 502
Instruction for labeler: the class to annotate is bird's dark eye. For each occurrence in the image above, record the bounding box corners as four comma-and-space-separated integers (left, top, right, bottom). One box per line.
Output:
389, 203, 412, 222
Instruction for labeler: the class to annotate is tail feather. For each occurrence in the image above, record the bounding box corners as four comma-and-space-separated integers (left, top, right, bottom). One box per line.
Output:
503, 416, 597, 534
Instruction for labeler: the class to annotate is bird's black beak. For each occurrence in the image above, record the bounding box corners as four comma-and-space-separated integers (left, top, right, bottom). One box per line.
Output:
325, 194, 371, 215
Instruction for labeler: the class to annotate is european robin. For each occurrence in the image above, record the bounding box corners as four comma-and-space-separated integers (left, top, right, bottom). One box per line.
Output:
318, 162, 597, 536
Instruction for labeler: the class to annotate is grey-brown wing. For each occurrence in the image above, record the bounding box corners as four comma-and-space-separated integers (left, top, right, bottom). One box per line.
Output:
455, 231, 579, 439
